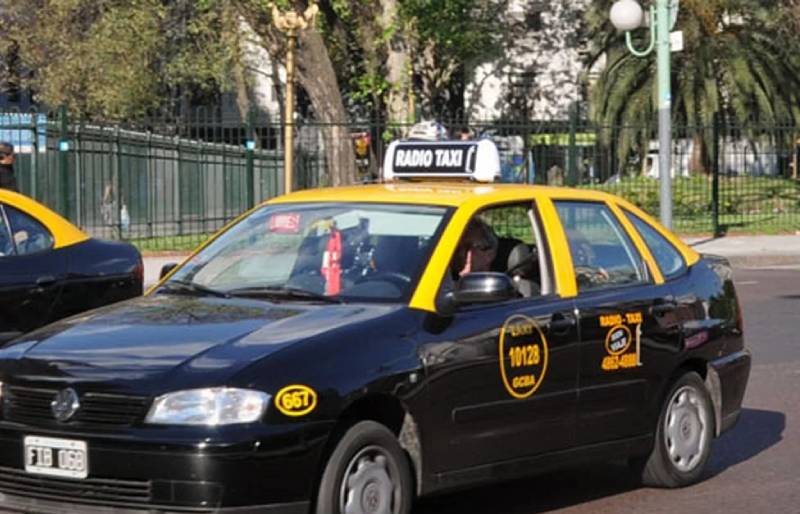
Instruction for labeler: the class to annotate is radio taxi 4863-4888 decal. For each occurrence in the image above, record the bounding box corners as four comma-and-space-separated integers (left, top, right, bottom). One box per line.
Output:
0, 136, 750, 514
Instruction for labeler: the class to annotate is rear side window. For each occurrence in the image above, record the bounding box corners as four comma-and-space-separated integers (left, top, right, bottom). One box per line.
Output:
555, 201, 647, 292
4, 205, 54, 255
624, 210, 687, 280
0, 206, 13, 256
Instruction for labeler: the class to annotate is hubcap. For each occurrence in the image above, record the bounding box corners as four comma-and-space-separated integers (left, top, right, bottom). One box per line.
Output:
340, 446, 398, 514
664, 385, 709, 473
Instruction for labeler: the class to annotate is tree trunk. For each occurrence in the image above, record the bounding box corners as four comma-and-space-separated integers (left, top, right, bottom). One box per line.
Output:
295, 29, 356, 186
379, 0, 410, 124
690, 133, 708, 175
233, 3, 355, 186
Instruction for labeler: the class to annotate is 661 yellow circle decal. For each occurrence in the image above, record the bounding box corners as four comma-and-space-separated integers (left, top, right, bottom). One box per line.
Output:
499, 314, 549, 399
275, 385, 318, 417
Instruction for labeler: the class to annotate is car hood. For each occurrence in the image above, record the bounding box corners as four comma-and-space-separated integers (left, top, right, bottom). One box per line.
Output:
0, 294, 400, 391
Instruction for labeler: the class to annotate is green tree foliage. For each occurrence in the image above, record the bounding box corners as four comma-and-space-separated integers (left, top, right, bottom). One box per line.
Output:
586, 0, 800, 172
1, 0, 241, 120
400, 0, 506, 117
318, 0, 505, 119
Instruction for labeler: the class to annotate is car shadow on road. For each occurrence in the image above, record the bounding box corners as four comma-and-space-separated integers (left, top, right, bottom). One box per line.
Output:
708, 407, 785, 475
413, 408, 784, 514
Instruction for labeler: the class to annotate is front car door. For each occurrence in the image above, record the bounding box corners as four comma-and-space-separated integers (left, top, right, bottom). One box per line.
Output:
552, 199, 680, 445
417, 200, 580, 479
0, 204, 66, 341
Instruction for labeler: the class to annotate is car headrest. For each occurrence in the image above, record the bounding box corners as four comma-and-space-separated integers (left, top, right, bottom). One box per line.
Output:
507, 243, 538, 277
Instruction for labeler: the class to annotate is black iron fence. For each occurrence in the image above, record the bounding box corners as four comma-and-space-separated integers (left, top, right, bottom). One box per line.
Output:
1, 107, 798, 251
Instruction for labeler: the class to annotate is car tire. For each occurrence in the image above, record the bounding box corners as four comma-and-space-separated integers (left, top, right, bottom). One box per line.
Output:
640, 371, 715, 488
315, 420, 413, 514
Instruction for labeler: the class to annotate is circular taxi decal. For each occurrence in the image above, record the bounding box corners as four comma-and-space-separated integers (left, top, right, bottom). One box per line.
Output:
275, 384, 318, 417
499, 314, 549, 399
605, 324, 632, 356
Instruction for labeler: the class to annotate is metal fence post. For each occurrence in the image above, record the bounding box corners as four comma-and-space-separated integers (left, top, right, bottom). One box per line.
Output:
567, 102, 578, 186
245, 109, 255, 207
29, 111, 38, 200
711, 114, 721, 237
115, 127, 123, 239
74, 122, 82, 228
58, 105, 70, 219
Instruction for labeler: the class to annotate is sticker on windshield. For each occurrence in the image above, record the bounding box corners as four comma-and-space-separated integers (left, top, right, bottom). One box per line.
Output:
600, 312, 642, 371
269, 213, 301, 234
275, 384, 318, 417
499, 314, 549, 399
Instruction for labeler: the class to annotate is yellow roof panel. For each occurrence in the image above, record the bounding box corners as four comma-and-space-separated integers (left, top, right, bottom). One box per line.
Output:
266, 182, 618, 208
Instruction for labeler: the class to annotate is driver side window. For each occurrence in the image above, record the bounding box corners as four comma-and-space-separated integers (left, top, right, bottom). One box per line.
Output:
3, 205, 54, 256
449, 203, 549, 298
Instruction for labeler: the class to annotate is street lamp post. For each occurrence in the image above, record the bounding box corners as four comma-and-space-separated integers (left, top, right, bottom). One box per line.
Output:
271, 2, 319, 195
610, 0, 677, 229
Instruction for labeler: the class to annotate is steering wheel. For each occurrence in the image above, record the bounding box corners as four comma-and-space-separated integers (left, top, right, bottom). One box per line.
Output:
355, 271, 412, 288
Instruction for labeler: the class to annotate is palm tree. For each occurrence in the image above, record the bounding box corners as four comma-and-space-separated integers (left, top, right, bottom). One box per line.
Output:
585, 0, 800, 174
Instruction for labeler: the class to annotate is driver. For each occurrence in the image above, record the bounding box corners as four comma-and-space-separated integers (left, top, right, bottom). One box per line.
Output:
452, 218, 498, 278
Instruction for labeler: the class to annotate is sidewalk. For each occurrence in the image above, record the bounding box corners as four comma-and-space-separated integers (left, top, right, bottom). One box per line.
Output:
685, 235, 800, 267
142, 234, 800, 289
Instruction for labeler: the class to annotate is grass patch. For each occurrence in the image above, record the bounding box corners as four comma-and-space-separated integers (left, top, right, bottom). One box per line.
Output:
589, 176, 800, 234
131, 233, 211, 253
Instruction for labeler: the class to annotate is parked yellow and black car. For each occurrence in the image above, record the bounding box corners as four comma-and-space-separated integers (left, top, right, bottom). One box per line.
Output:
0, 140, 749, 514
0, 189, 143, 342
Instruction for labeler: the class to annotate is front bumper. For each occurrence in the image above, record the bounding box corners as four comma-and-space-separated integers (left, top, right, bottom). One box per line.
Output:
0, 421, 331, 513
0, 491, 308, 514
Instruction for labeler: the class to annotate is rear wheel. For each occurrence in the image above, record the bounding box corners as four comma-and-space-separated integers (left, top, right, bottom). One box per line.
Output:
315, 421, 413, 514
640, 371, 715, 488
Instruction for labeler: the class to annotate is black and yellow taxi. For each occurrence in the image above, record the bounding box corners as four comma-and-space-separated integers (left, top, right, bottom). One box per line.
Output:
0, 189, 143, 343
0, 139, 749, 514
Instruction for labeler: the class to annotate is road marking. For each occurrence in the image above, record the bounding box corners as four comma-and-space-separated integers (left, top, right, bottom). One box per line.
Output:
736, 281, 759, 285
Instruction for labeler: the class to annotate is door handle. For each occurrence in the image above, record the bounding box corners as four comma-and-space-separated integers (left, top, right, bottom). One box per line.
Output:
35, 275, 57, 288
549, 316, 576, 333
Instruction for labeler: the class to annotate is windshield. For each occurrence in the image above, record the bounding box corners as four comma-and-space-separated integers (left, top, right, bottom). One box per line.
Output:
166, 202, 451, 302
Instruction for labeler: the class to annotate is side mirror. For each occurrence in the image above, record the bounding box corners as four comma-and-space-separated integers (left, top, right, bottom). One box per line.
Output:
159, 263, 178, 280
438, 272, 518, 316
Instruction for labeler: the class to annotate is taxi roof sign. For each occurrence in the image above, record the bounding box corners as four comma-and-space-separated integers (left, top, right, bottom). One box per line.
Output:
383, 139, 501, 183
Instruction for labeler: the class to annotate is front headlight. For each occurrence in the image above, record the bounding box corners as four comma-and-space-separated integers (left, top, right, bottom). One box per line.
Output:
145, 387, 270, 426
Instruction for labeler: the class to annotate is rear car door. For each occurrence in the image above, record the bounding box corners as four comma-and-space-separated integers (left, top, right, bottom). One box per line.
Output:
0, 204, 67, 341
418, 201, 580, 474
552, 200, 680, 445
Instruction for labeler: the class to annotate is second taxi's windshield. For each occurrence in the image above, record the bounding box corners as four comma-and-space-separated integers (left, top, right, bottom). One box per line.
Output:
167, 202, 451, 302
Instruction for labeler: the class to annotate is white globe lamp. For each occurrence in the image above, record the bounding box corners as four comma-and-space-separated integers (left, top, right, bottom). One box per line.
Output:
610, 0, 645, 31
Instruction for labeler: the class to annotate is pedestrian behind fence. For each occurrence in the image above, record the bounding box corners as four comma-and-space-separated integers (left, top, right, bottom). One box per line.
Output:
0, 142, 18, 192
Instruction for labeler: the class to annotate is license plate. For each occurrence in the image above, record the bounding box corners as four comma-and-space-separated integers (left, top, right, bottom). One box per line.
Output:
24, 436, 88, 479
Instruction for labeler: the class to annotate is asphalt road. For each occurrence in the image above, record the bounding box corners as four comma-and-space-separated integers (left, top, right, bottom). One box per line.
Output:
415, 266, 800, 514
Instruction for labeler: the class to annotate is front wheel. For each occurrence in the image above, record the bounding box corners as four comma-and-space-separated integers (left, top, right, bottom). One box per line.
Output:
639, 371, 715, 488
315, 421, 413, 514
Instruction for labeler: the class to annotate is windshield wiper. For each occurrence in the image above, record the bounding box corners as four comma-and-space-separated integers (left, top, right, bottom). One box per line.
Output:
159, 279, 231, 298
226, 286, 343, 304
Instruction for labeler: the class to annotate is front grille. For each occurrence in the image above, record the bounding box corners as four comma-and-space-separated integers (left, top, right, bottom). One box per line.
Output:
3, 386, 150, 427
0, 465, 152, 505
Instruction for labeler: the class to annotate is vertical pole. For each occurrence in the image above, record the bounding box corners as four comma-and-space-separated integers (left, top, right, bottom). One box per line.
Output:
567, 102, 579, 186
115, 127, 123, 238
656, 0, 673, 229
29, 112, 38, 199
712, 113, 721, 237
284, 30, 296, 195
408, 60, 416, 124
58, 105, 70, 219
246, 109, 255, 207
74, 123, 82, 228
